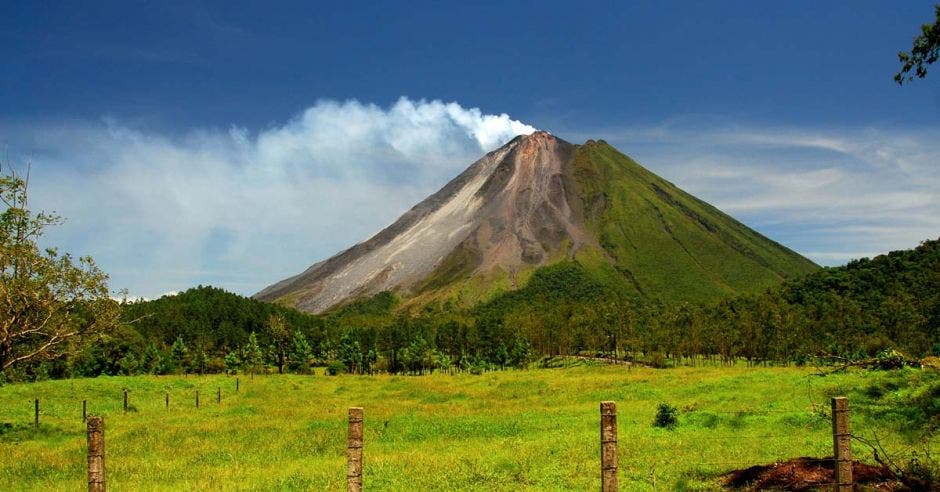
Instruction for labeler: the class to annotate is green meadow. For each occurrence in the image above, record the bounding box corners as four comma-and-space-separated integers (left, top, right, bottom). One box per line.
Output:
1, 364, 936, 491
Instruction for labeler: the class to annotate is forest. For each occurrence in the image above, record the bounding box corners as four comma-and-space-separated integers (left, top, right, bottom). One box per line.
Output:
5, 238, 938, 382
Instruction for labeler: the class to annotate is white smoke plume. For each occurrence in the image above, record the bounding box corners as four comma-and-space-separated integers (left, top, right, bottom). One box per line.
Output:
5, 97, 536, 297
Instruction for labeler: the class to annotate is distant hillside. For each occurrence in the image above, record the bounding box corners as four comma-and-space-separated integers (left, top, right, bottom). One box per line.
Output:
256, 132, 817, 313
570, 140, 817, 302
44, 240, 937, 381
776, 237, 940, 354
121, 286, 324, 351
666, 238, 940, 362
784, 238, 940, 312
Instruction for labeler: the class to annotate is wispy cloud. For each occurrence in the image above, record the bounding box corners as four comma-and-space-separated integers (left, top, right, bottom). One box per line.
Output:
2, 98, 536, 297
4, 102, 936, 297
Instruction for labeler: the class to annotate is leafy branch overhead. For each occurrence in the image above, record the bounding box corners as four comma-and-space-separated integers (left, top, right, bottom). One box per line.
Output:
896, 4, 940, 84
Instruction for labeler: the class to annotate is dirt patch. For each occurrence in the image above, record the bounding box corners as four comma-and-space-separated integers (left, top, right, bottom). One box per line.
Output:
721, 457, 902, 491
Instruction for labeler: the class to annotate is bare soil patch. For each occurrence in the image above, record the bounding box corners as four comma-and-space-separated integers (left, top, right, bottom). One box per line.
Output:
721, 457, 906, 491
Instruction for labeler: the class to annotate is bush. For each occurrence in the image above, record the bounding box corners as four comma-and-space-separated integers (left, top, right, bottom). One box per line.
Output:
647, 352, 669, 369
326, 361, 347, 376
873, 349, 921, 370
653, 402, 678, 429
206, 357, 226, 374
794, 353, 809, 366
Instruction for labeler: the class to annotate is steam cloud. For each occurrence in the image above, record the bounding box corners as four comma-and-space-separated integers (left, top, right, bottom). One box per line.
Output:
9, 97, 537, 297
9, 99, 936, 299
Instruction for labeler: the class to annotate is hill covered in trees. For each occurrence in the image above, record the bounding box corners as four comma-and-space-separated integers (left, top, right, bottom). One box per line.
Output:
8, 239, 938, 382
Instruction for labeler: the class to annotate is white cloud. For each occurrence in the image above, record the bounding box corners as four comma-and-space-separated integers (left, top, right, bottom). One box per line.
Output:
7, 102, 936, 296
4, 97, 535, 298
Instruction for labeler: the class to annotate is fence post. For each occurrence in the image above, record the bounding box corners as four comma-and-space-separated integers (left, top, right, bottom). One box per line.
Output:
600, 401, 618, 492
217, 387, 221, 404
348, 407, 364, 492
87, 416, 105, 492
165, 392, 169, 409
236, 377, 239, 392
83, 400, 87, 421
196, 391, 200, 409
123, 390, 128, 413
34, 399, 39, 429
831, 397, 852, 491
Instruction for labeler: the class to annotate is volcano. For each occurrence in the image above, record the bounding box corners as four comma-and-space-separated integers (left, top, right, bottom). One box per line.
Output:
255, 131, 817, 313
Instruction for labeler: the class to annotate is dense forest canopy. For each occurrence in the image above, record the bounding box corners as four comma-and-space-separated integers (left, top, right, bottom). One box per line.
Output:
6, 238, 938, 381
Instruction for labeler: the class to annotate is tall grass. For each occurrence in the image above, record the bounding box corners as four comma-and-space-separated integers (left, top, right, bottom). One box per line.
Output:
0, 364, 934, 490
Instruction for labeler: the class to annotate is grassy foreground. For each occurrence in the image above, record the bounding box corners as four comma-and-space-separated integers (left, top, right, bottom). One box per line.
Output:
0, 363, 935, 491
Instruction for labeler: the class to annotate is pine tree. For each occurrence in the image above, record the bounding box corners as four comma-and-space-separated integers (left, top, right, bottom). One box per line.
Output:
170, 336, 189, 374
193, 347, 208, 375
242, 332, 265, 375
288, 330, 313, 373
224, 351, 242, 375
118, 352, 140, 375
141, 341, 165, 375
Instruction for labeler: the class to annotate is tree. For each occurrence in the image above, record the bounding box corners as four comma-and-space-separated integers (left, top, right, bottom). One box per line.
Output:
170, 335, 189, 374
242, 331, 264, 375
224, 350, 242, 374
337, 333, 363, 374
192, 346, 208, 375
896, 4, 940, 84
288, 329, 313, 373
0, 162, 119, 374
267, 313, 289, 374
141, 341, 166, 374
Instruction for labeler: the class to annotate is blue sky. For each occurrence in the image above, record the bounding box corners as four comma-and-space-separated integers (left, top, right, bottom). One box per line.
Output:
1, 1, 938, 298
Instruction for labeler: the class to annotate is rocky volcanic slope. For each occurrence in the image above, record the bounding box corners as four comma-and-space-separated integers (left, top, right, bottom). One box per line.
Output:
255, 132, 817, 313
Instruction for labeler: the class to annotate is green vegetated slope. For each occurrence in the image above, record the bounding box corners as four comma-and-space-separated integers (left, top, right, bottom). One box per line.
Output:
569, 140, 818, 305
408, 139, 818, 312
1, 365, 936, 491
121, 286, 324, 351
784, 237, 940, 310
771, 237, 940, 351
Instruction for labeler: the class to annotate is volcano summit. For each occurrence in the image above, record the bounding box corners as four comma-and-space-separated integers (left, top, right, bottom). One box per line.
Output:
255, 132, 816, 313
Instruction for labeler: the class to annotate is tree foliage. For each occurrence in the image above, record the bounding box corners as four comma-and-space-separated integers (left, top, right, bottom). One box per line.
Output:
0, 163, 119, 375
896, 4, 940, 84
17, 231, 939, 380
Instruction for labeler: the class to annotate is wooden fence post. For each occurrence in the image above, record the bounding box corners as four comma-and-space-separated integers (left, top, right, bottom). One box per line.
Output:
832, 397, 853, 491
123, 390, 128, 413
601, 401, 618, 492
165, 392, 170, 409
83, 400, 87, 421
217, 387, 221, 404
34, 399, 39, 429
236, 377, 239, 392
196, 391, 200, 409
87, 416, 105, 492
348, 407, 364, 492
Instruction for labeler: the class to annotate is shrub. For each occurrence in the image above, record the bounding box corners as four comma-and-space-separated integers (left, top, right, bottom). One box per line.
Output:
873, 349, 921, 370
327, 361, 347, 376
647, 352, 669, 369
865, 384, 885, 399
206, 357, 226, 374
653, 402, 679, 429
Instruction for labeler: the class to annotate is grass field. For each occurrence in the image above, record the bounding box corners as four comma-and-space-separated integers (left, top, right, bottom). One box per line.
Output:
0, 363, 935, 491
